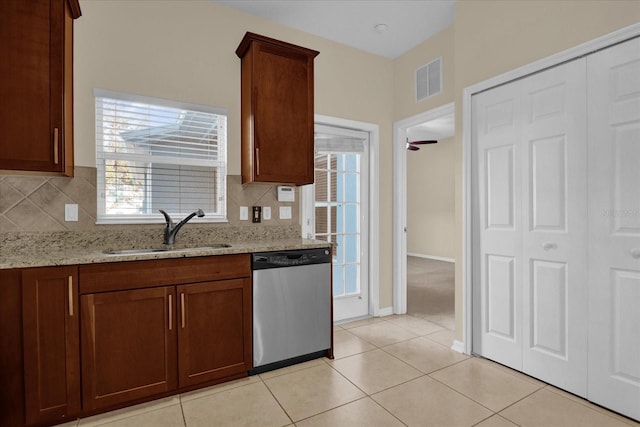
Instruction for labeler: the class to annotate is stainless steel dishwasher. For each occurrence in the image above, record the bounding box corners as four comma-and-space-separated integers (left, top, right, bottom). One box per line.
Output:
250, 248, 332, 374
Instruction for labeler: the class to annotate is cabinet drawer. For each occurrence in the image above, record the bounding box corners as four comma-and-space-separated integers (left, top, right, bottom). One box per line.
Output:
79, 254, 251, 294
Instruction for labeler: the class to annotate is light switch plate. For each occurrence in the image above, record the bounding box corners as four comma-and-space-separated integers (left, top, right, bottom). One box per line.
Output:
252, 206, 261, 223
279, 206, 292, 220
65, 204, 78, 222
263, 206, 271, 220
239, 206, 249, 221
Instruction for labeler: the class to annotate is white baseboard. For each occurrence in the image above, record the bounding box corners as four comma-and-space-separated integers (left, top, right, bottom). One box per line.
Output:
407, 252, 455, 263
451, 340, 466, 354
376, 306, 394, 317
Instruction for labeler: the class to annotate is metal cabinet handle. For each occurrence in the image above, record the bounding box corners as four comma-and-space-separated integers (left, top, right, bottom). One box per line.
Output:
168, 294, 173, 330
631, 248, 640, 259
68, 276, 73, 317
181, 293, 186, 329
542, 242, 558, 251
53, 128, 59, 165
255, 147, 260, 176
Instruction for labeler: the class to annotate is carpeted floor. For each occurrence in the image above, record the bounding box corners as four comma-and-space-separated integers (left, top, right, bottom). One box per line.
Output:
406, 256, 455, 330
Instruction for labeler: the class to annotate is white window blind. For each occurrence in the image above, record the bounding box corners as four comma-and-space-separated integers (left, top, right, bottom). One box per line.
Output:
95, 89, 227, 224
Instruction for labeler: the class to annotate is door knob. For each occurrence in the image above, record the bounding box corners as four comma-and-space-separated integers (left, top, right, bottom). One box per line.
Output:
631, 248, 640, 259
542, 242, 558, 251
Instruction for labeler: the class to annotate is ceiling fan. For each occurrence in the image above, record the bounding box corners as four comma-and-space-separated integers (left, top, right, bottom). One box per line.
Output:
406, 138, 438, 151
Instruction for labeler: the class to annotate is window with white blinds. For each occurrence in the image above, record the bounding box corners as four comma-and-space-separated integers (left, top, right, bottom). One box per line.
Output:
95, 89, 227, 223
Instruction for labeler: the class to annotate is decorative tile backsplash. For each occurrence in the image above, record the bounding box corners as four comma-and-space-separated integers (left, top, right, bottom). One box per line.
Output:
0, 167, 300, 233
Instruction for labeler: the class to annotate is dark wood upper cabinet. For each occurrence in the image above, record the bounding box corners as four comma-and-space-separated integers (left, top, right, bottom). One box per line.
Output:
0, 0, 81, 176
22, 266, 80, 426
236, 32, 319, 186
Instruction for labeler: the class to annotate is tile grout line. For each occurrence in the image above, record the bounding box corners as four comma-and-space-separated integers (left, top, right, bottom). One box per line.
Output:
273, 358, 411, 427
259, 374, 296, 426
1, 178, 49, 217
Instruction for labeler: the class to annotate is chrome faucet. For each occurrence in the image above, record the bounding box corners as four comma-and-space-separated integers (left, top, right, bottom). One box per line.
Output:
158, 209, 205, 245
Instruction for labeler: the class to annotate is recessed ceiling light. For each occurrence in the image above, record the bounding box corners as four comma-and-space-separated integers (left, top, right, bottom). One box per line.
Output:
374, 23, 388, 34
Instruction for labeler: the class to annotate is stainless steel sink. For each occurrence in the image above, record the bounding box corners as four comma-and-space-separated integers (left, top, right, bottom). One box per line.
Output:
103, 243, 231, 255
103, 248, 168, 255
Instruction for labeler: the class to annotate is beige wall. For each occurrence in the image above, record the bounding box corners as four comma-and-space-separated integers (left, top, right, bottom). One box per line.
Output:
451, 0, 640, 339
393, 26, 455, 121
406, 136, 455, 259
73, 1, 396, 309
394, 25, 456, 262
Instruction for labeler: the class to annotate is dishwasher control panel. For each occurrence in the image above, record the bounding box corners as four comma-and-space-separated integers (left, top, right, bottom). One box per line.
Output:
252, 248, 331, 270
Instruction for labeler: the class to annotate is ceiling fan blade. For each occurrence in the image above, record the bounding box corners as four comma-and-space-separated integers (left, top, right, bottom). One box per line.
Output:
409, 140, 438, 145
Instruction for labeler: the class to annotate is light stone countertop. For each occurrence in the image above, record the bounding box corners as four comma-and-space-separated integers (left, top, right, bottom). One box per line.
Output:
0, 227, 331, 270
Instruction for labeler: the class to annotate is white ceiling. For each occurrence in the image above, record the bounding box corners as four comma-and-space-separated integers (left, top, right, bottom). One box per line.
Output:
215, 0, 455, 59
408, 114, 455, 141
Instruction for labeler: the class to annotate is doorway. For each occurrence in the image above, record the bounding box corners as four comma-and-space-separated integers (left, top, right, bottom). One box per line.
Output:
303, 116, 380, 323
393, 103, 455, 332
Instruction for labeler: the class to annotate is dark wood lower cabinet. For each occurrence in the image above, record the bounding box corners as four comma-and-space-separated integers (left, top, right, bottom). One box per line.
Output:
22, 266, 80, 426
8, 255, 253, 426
177, 279, 252, 387
80, 287, 177, 412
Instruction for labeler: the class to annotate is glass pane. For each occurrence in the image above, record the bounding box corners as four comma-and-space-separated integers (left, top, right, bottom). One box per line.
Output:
104, 159, 147, 214
334, 234, 344, 264
150, 164, 216, 213
345, 154, 358, 172
336, 171, 344, 202
337, 154, 344, 172
315, 207, 327, 235
345, 264, 359, 294
315, 169, 328, 202
329, 155, 338, 171
345, 173, 358, 202
329, 171, 337, 202
315, 154, 328, 169
330, 205, 337, 235
345, 204, 359, 234
345, 234, 358, 264
336, 204, 343, 234
333, 265, 345, 297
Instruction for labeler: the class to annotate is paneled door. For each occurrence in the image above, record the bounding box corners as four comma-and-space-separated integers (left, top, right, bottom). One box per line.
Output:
473, 58, 589, 396
472, 78, 524, 371
520, 58, 588, 397
305, 124, 370, 322
587, 36, 640, 420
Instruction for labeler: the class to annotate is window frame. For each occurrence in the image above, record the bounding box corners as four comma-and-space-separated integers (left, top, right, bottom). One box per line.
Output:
94, 89, 228, 224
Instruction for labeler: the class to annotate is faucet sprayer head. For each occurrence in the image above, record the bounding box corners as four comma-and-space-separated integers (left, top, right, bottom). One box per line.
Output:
196, 209, 205, 218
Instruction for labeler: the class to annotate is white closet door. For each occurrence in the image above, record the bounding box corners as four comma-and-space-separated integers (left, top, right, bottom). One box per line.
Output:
472, 80, 523, 370
587, 36, 640, 421
520, 58, 588, 397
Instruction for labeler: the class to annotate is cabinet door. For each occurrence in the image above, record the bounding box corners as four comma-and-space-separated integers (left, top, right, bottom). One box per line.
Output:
81, 287, 177, 411
0, 0, 75, 175
240, 35, 318, 186
252, 42, 315, 184
587, 36, 640, 421
177, 279, 252, 387
22, 266, 80, 425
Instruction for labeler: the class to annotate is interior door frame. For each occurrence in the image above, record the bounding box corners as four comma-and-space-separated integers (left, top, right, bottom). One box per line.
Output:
392, 102, 455, 316
462, 23, 640, 355
302, 114, 381, 318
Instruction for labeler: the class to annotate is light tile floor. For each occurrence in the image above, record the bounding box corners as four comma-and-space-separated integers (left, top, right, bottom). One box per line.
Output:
63, 315, 638, 427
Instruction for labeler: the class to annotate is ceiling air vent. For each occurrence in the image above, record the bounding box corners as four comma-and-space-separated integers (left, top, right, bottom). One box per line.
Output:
416, 57, 442, 102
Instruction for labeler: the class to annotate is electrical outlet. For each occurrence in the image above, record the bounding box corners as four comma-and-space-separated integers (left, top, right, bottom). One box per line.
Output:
263, 206, 271, 220
239, 206, 249, 221
279, 206, 292, 220
252, 206, 261, 223
65, 204, 78, 222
